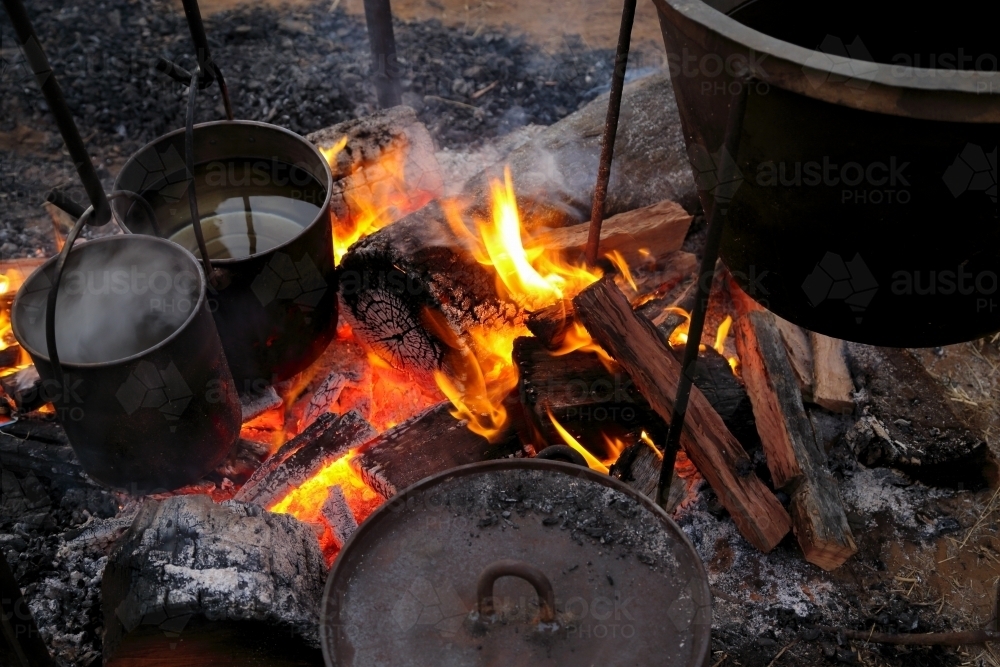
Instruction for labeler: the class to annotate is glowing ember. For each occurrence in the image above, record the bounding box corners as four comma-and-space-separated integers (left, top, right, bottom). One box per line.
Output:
267, 448, 382, 559
547, 408, 610, 474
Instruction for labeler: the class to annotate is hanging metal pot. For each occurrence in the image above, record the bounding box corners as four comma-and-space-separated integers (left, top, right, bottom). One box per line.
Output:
653, 0, 999, 347
112, 120, 338, 390
11, 232, 241, 493
321, 459, 712, 666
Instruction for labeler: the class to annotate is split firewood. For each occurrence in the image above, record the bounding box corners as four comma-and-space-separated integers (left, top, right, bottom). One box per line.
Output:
306, 105, 444, 226
233, 411, 376, 509
102, 495, 326, 667
536, 199, 692, 265
727, 275, 815, 402
845, 345, 998, 488
512, 336, 663, 453
612, 442, 697, 513
775, 319, 814, 402
351, 402, 520, 499
573, 277, 791, 552
734, 310, 857, 570
810, 333, 855, 414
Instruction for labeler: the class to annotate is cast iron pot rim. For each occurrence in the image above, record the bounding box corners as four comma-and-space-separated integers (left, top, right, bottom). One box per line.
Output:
652, 0, 1000, 121
112, 119, 335, 265
11, 234, 209, 369
320, 457, 713, 667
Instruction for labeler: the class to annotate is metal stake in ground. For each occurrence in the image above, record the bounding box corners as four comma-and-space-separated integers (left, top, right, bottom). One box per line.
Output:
656, 80, 751, 509
2, 0, 111, 226
364, 0, 403, 108
585, 0, 638, 267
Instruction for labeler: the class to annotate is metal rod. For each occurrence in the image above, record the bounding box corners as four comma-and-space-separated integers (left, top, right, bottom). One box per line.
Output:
2, 0, 111, 226
363, 0, 402, 108
185, 69, 215, 279
656, 80, 751, 508
585, 0, 637, 267
180, 0, 215, 85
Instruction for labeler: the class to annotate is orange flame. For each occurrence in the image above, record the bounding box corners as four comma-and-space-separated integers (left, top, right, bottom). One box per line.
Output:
550, 320, 616, 371
444, 168, 602, 311
601, 434, 628, 467
424, 307, 525, 442
666, 308, 739, 373
321, 135, 434, 266
547, 408, 609, 474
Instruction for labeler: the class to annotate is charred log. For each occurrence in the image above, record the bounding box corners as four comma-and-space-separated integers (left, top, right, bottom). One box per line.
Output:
351, 402, 520, 499
102, 495, 326, 666
233, 411, 376, 509
573, 277, 791, 553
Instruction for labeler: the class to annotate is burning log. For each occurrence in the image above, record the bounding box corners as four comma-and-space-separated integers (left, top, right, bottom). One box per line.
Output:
846, 346, 998, 488
512, 336, 663, 453
525, 300, 576, 349
0, 366, 45, 413
306, 105, 443, 231
287, 332, 373, 431
734, 310, 857, 570
351, 402, 519, 499
810, 333, 855, 414
239, 385, 282, 423
233, 410, 376, 509
102, 495, 326, 667
573, 277, 792, 553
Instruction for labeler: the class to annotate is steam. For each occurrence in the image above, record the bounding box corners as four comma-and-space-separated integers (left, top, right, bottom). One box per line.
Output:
14, 239, 202, 365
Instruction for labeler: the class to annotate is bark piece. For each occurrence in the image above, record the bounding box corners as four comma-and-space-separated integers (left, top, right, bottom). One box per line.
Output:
536, 199, 692, 264
351, 402, 518, 499
734, 310, 856, 569
102, 495, 326, 666
233, 411, 376, 509
573, 277, 791, 553
810, 333, 855, 414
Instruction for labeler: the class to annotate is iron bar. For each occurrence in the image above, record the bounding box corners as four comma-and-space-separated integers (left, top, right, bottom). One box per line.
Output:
585, 0, 637, 267
656, 80, 751, 509
185, 68, 215, 279
363, 0, 402, 108
2, 0, 111, 226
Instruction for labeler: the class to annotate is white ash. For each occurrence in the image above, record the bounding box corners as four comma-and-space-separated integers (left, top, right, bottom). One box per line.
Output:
102, 494, 327, 657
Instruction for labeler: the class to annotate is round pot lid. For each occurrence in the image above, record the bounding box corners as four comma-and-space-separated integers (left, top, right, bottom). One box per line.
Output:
321, 459, 712, 666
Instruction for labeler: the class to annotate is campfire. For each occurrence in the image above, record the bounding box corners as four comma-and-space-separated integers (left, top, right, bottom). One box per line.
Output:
3, 0, 999, 664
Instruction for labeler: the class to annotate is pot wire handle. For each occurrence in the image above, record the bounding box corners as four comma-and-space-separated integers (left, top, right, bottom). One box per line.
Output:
476, 560, 557, 624
44, 209, 92, 392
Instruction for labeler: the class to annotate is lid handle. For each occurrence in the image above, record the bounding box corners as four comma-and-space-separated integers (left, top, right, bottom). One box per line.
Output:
476, 560, 556, 624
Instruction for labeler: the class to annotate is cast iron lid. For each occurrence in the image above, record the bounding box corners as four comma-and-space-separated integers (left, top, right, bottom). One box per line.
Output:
321, 459, 712, 666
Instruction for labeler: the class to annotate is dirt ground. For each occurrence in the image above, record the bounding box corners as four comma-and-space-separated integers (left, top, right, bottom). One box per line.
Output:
189, 0, 667, 55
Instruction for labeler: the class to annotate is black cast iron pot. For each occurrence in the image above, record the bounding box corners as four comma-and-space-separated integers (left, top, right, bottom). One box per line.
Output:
112, 121, 338, 391
654, 0, 999, 346
321, 459, 713, 666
